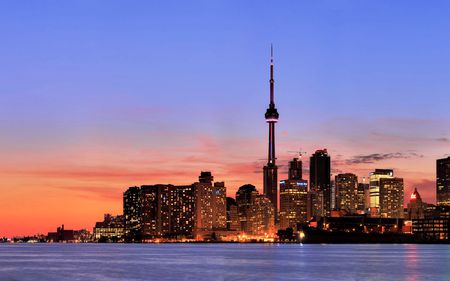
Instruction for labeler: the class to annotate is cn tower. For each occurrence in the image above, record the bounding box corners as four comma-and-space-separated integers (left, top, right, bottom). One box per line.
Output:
263, 45, 279, 214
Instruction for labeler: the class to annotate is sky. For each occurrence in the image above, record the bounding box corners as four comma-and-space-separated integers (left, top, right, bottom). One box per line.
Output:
1, 1, 449, 237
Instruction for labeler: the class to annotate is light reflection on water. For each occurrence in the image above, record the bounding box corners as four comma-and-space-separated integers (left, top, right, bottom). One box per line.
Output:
0, 244, 449, 281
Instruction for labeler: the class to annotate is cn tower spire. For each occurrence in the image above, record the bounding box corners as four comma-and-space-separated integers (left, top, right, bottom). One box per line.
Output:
270, 44, 274, 105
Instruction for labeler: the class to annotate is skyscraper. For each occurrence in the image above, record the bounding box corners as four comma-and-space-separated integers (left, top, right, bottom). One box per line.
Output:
279, 158, 308, 229
357, 182, 369, 213
437, 156, 450, 206
212, 182, 227, 229
226, 197, 240, 231
123, 186, 142, 242
379, 177, 404, 218
236, 184, 258, 232
335, 173, 358, 214
309, 149, 331, 217
369, 169, 394, 215
194, 172, 215, 233
263, 46, 280, 214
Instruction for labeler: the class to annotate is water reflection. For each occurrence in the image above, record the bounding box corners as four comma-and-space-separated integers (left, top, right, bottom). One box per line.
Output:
0, 244, 448, 281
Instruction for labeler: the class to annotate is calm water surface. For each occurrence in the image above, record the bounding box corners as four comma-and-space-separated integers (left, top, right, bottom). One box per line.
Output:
0, 244, 449, 281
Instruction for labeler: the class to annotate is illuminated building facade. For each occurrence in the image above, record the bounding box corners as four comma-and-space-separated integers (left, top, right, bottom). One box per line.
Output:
226, 197, 240, 231
236, 184, 258, 232
93, 214, 124, 241
357, 183, 369, 212
141, 185, 171, 238
279, 179, 308, 229
169, 185, 196, 237
335, 173, 358, 214
369, 169, 394, 215
309, 149, 331, 217
212, 182, 227, 229
379, 177, 404, 218
412, 206, 450, 241
123, 186, 142, 242
138, 184, 196, 239
248, 194, 275, 235
407, 188, 425, 220
263, 46, 279, 214
279, 158, 308, 229
194, 172, 214, 232
437, 156, 450, 206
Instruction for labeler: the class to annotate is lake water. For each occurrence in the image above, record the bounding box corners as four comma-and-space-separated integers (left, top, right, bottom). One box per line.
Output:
0, 244, 449, 280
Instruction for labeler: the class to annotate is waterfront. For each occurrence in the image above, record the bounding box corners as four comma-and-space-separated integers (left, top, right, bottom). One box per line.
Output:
0, 244, 449, 280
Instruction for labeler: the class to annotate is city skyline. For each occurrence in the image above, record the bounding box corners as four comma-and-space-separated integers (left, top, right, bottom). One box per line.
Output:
1, 1, 450, 237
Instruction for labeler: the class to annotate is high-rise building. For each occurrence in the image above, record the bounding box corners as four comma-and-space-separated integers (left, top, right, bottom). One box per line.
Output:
369, 169, 394, 215
279, 179, 308, 229
263, 46, 280, 214
407, 188, 425, 220
212, 182, 227, 229
335, 173, 358, 214
309, 149, 331, 217
357, 183, 369, 213
236, 184, 259, 232
226, 197, 240, 231
248, 194, 275, 235
123, 186, 142, 242
169, 185, 196, 237
141, 185, 171, 239
140, 184, 196, 239
379, 177, 404, 218
279, 158, 308, 229
437, 156, 450, 206
194, 172, 215, 233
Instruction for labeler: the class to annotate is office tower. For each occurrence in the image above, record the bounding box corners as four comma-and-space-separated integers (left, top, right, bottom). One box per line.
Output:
437, 156, 450, 206
279, 158, 308, 229
407, 188, 425, 220
123, 186, 142, 242
194, 172, 215, 232
248, 195, 275, 235
357, 183, 369, 212
307, 190, 321, 219
379, 177, 404, 218
279, 179, 308, 229
335, 173, 358, 214
369, 169, 394, 215
141, 185, 171, 239
236, 184, 259, 232
226, 197, 240, 231
263, 46, 280, 214
212, 182, 227, 229
309, 149, 331, 216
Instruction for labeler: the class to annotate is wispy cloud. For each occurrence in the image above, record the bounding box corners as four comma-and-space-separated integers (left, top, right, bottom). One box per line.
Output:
345, 152, 424, 164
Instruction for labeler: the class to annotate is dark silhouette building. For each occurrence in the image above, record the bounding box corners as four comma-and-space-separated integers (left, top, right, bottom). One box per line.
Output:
263, 46, 280, 214
437, 156, 450, 206
309, 149, 331, 217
